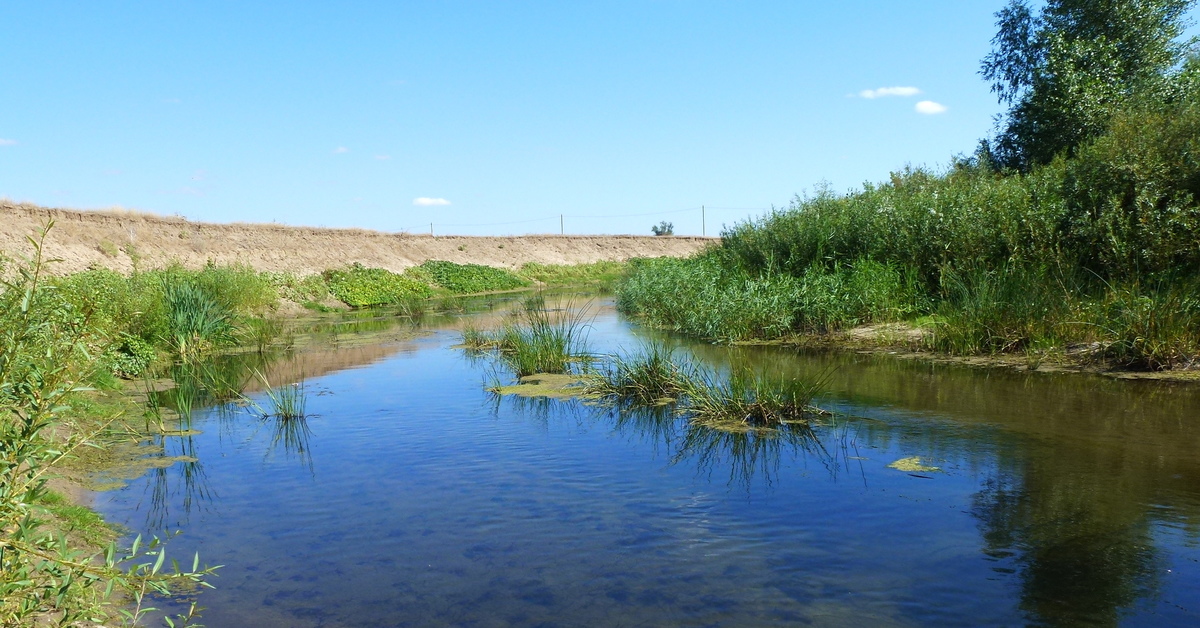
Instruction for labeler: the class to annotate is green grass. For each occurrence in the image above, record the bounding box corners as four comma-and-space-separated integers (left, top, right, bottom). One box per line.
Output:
519, 261, 629, 287
418, 260, 530, 294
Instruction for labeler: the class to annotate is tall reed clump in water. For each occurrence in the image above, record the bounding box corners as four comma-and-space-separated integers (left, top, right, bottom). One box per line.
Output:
459, 300, 591, 377
495, 305, 591, 377
0, 224, 216, 626
586, 341, 830, 430
586, 341, 692, 404
680, 367, 830, 429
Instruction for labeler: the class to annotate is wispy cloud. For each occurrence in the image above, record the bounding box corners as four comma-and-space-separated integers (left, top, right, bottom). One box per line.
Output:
0, 138, 18, 146
374, 154, 391, 160
915, 100, 948, 114
413, 197, 451, 206
857, 86, 921, 99
332, 146, 350, 154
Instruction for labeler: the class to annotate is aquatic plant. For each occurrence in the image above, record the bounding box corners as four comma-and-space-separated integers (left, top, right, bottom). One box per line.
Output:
495, 306, 591, 377
586, 341, 692, 404
679, 366, 830, 430
258, 376, 308, 420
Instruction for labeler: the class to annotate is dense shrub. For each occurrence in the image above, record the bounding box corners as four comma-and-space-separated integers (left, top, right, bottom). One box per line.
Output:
418, 260, 529, 294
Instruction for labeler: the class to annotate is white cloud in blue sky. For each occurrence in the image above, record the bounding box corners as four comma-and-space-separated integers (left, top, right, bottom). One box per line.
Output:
0, 138, 17, 146
332, 146, 349, 154
858, 86, 921, 99
413, 197, 450, 206
915, 100, 948, 114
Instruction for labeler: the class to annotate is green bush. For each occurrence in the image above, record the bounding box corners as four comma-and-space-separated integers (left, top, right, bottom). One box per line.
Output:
418, 260, 530, 294
324, 263, 433, 307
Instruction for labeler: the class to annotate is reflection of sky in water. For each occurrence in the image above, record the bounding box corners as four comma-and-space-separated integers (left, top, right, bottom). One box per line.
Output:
95, 302, 1200, 627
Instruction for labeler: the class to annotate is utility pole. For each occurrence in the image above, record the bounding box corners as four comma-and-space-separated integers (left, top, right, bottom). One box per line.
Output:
560, 214, 564, 235
430, 223, 434, 237
702, 206, 706, 237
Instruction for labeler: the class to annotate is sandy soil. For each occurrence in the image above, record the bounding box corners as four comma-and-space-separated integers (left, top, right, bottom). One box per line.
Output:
1, 202, 716, 275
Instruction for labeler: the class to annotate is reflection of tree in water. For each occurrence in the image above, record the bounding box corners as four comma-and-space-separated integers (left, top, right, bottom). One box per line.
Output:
972, 458, 1163, 627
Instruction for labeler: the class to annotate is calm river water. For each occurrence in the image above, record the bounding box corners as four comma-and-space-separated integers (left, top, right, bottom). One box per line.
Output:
95, 296, 1200, 627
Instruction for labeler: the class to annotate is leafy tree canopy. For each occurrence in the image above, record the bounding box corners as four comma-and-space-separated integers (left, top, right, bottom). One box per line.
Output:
981, 0, 1199, 170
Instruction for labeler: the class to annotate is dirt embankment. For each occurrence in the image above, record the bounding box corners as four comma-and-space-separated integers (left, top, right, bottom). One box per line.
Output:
1, 202, 716, 275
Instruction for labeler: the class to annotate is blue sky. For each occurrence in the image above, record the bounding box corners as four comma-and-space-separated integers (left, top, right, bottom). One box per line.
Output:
0, 2, 1063, 235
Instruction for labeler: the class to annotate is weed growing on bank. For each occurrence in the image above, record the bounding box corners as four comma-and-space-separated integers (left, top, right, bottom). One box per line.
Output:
418, 260, 530, 294
323, 263, 433, 307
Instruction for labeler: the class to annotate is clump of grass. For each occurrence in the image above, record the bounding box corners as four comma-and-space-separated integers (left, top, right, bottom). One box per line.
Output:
586, 341, 692, 404
161, 278, 236, 360
496, 307, 591, 377
461, 304, 591, 377
459, 324, 499, 350
681, 367, 830, 430
585, 341, 831, 430
256, 373, 308, 420
1094, 278, 1200, 370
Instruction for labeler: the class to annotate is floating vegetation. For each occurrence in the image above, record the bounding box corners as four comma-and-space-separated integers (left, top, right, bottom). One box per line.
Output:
887, 456, 941, 473
487, 373, 592, 399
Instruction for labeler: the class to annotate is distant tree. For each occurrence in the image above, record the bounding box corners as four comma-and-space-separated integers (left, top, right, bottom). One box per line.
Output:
651, 221, 674, 236
981, 0, 1197, 171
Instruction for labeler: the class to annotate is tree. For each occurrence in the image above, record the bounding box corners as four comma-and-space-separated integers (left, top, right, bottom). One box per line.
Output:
651, 221, 674, 236
981, 0, 1197, 170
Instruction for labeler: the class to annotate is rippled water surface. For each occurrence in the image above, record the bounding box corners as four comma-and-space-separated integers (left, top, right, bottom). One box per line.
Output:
95, 297, 1200, 627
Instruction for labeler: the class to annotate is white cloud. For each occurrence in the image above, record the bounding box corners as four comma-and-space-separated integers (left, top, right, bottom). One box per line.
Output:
413, 197, 451, 206
333, 146, 350, 154
915, 100, 948, 114
374, 154, 391, 160
0, 138, 17, 146
858, 86, 921, 99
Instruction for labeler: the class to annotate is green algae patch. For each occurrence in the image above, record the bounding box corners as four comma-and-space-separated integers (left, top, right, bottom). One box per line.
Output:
489, 373, 595, 399
887, 456, 941, 473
